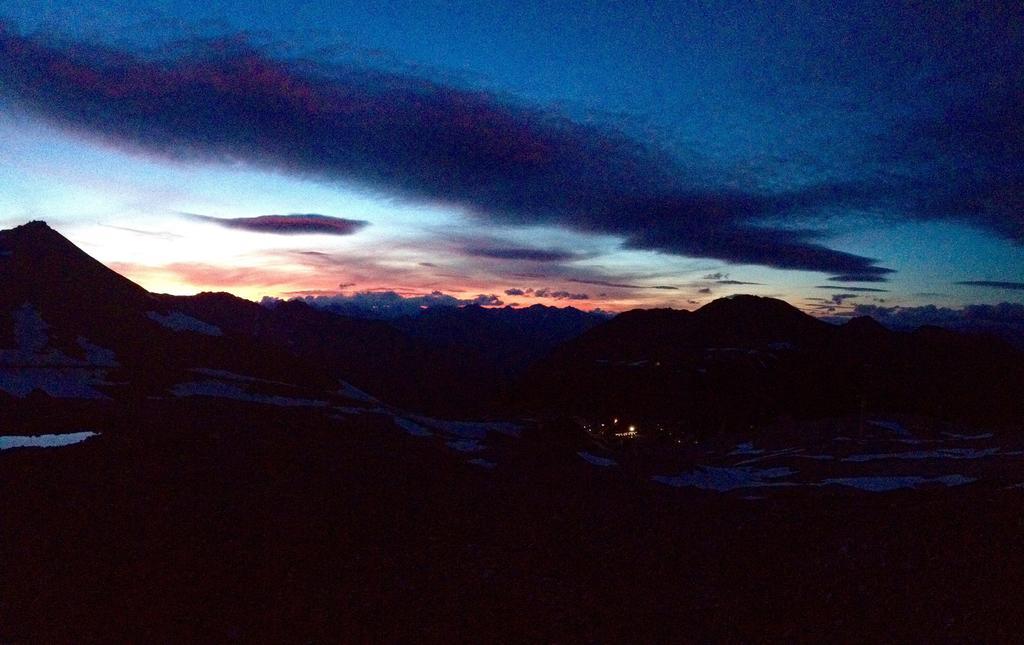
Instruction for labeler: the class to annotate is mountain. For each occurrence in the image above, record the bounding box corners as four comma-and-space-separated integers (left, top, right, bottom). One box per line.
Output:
523, 295, 1024, 432
163, 294, 607, 415
0, 222, 604, 416
0, 220, 151, 344
4, 223, 1021, 428
162, 292, 502, 415
0, 221, 336, 402
391, 303, 607, 374
5, 221, 1024, 642
4, 223, 1020, 427
537, 295, 830, 365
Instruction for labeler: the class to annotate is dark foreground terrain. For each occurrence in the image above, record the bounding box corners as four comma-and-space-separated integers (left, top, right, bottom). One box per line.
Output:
4, 394, 1024, 642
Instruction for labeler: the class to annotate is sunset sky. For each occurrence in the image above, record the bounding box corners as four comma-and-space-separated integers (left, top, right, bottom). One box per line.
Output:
1, 1, 1022, 314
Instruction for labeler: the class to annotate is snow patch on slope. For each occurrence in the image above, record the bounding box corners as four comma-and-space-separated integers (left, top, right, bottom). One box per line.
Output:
942, 432, 994, 440
0, 431, 98, 451
843, 448, 1000, 462
394, 417, 432, 437
578, 451, 617, 467
411, 416, 522, 439
146, 311, 222, 336
338, 380, 378, 403
0, 368, 111, 399
0, 304, 115, 399
729, 442, 763, 455
446, 438, 485, 452
867, 419, 912, 437
188, 368, 290, 385
653, 466, 796, 491
77, 337, 119, 367
171, 380, 326, 407
822, 475, 975, 492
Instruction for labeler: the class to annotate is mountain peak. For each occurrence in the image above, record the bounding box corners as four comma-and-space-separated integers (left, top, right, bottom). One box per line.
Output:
2, 219, 80, 250
0, 220, 151, 310
16, 219, 53, 230
689, 294, 829, 344
4, 220, 64, 243
695, 294, 800, 316
842, 315, 890, 334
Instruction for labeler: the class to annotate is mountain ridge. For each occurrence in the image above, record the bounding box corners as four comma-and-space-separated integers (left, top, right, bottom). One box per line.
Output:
2, 220, 1022, 426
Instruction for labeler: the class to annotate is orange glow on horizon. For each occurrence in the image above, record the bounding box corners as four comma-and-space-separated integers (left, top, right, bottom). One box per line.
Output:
108, 260, 641, 310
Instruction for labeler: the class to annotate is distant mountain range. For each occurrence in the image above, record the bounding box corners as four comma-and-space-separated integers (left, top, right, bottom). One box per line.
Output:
4, 220, 1024, 642
0, 221, 336, 399
2, 221, 1022, 429
0, 221, 605, 415
524, 294, 1024, 431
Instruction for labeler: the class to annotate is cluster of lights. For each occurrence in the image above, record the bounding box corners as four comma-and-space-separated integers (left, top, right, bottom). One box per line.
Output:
609, 418, 638, 438
581, 417, 640, 438
582, 417, 698, 445
614, 425, 638, 438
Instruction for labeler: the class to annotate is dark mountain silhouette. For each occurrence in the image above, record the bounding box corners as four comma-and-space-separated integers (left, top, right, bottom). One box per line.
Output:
162, 292, 606, 415
391, 303, 606, 373
0, 220, 150, 344
3, 222, 1021, 426
161, 292, 500, 414
537, 296, 830, 365
524, 295, 1024, 431
0, 221, 149, 303
5, 221, 1024, 642
0, 221, 335, 397
0, 222, 602, 415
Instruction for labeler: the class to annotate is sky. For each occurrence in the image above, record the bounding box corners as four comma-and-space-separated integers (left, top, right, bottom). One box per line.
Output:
0, 1, 1022, 314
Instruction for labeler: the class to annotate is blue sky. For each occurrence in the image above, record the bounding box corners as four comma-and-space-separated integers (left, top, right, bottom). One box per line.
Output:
1, 1, 1021, 312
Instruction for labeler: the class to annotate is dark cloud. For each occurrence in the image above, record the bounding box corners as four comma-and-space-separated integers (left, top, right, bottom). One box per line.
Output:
772, 4, 1024, 246
418, 262, 437, 267
827, 273, 892, 283
189, 213, 369, 235
505, 286, 587, 300
0, 24, 893, 276
800, 8, 1024, 248
880, 87, 1024, 243
548, 291, 588, 300
463, 246, 577, 262
829, 293, 859, 305
696, 272, 762, 286
566, 278, 678, 290
815, 285, 889, 292
468, 294, 504, 306
280, 289, 341, 296
567, 278, 640, 289
956, 281, 1024, 291
697, 288, 712, 294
